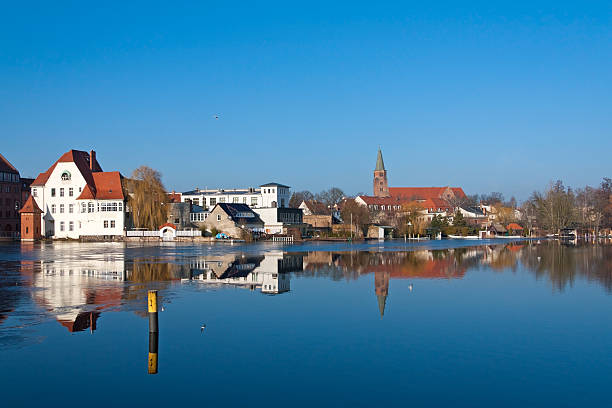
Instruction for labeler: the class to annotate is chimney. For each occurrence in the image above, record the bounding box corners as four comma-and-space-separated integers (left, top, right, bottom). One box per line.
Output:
89, 150, 96, 171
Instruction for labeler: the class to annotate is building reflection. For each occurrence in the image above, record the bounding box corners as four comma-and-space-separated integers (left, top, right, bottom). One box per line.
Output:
10, 241, 612, 335
184, 251, 301, 294
25, 256, 126, 333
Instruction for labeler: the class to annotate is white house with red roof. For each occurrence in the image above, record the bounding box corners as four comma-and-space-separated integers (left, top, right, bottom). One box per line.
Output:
28, 149, 126, 239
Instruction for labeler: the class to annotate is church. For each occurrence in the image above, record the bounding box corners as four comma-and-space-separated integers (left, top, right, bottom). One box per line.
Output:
355, 149, 467, 218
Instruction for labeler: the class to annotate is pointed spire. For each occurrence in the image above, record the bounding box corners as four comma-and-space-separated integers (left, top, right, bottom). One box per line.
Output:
377, 294, 387, 318
375, 148, 385, 171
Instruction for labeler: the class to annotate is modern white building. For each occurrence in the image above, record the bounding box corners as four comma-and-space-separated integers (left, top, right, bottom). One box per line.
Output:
252, 207, 303, 234
181, 182, 291, 210
29, 149, 126, 239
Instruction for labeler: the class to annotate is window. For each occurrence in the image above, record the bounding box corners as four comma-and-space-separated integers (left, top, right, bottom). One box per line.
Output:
233, 197, 239, 203
88, 202, 94, 213
69, 188, 73, 197
51, 204, 56, 214
210, 198, 216, 206
51, 188, 56, 197
32, 188, 37, 197
219, 197, 226, 203
104, 220, 109, 228
118, 202, 123, 211
61, 171, 71, 181
59, 204, 64, 213
243, 197, 247, 203
251, 197, 258, 206
217, 214, 221, 221
69, 221, 74, 231
25, 227, 28, 234
110, 220, 115, 228
60, 221, 65, 231
81, 203, 87, 213
60, 188, 64, 197
69, 204, 74, 213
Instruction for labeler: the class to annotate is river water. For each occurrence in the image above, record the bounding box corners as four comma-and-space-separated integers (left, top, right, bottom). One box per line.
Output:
1, 239, 611, 407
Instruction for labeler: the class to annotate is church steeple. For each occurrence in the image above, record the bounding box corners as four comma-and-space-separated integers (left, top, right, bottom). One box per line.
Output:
375, 148, 385, 171
373, 148, 389, 197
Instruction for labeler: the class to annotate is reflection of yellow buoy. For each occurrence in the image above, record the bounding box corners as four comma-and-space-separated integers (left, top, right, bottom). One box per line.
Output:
148, 291, 159, 374
148, 332, 159, 374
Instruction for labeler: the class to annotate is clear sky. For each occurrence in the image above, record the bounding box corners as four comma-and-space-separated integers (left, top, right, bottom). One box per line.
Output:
1, 1, 610, 201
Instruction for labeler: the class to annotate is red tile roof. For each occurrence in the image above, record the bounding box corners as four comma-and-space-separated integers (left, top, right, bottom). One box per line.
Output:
0, 152, 19, 173
87, 172, 124, 200
168, 192, 182, 203
389, 186, 466, 200
32, 149, 102, 186
19, 195, 43, 214
506, 223, 523, 230
30, 149, 123, 200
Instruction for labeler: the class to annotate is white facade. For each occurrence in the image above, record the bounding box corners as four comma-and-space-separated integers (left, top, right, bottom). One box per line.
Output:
181, 183, 290, 210
31, 158, 125, 239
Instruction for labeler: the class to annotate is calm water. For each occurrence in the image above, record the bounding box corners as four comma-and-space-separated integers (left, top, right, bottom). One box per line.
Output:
1, 239, 612, 407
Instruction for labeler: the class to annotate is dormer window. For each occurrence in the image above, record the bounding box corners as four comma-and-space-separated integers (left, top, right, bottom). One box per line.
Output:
61, 171, 71, 181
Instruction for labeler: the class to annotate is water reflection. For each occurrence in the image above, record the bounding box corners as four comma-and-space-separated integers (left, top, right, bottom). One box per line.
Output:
184, 251, 301, 294
2, 241, 612, 337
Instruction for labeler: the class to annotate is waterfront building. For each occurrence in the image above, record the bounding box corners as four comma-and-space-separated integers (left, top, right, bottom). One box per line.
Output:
181, 182, 291, 210
252, 207, 303, 234
202, 203, 264, 237
19, 196, 42, 241
0, 153, 23, 239
26, 149, 126, 239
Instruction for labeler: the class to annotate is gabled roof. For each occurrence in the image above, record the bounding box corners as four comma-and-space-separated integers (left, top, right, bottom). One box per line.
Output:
19, 195, 43, 214
0, 152, 19, 174
87, 172, 124, 200
32, 149, 102, 186
389, 186, 466, 201
215, 203, 264, 224
300, 200, 329, 215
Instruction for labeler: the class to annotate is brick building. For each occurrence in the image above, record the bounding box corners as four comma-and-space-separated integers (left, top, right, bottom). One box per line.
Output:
0, 153, 22, 239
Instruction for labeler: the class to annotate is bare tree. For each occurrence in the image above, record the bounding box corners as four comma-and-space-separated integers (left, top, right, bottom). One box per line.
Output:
531, 180, 576, 234
289, 190, 314, 208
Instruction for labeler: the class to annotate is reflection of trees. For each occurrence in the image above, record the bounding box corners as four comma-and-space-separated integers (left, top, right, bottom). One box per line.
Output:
298, 249, 478, 280
520, 241, 612, 292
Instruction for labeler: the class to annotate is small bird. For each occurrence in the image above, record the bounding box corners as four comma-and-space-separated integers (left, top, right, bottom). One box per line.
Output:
408, 284, 413, 292
214, 114, 220, 120
200, 324, 206, 332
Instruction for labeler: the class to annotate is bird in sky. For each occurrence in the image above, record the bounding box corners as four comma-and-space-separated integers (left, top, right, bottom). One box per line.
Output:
214, 114, 220, 120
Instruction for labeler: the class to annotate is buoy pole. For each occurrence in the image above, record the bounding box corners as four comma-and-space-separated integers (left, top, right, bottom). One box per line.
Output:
148, 290, 158, 333
148, 290, 159, 374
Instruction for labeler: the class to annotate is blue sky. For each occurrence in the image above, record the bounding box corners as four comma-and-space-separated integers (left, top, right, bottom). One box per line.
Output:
1, 1, 610, 201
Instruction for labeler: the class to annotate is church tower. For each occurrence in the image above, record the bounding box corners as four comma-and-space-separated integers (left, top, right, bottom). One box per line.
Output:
373, 148, 389, 197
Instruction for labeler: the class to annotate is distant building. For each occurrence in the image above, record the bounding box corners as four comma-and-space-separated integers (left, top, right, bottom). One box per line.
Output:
356, 148, 467, 219
202, 203, 264, 237
26, 149, 126, 239
0, 153, 23, 239
181, 182, 291, 210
